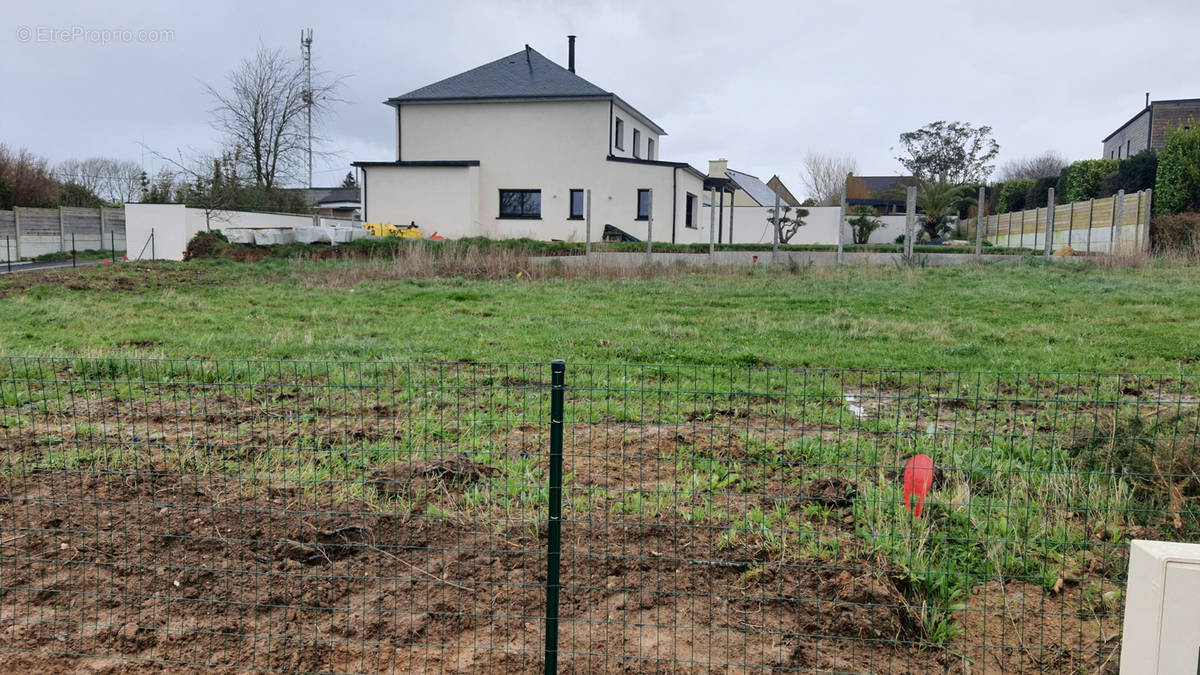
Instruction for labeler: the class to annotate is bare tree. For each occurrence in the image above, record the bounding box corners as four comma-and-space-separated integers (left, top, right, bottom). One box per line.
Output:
801, 152, 857, 206
54, 157, 144, 203
997, 151, 1068, 181
204, 45, 340, 190
145, 147, 239, 229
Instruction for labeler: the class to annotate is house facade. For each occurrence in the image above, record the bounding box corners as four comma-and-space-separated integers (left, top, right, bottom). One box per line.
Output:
354, 41, 718, 244
1102, 97, 1200, 159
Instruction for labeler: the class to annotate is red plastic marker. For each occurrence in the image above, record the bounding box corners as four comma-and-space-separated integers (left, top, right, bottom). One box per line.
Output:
903, 454, 934, 517
103, 259, 111, 265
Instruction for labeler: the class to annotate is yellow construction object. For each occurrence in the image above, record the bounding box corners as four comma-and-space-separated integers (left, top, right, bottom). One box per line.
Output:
363, 222, 424, 239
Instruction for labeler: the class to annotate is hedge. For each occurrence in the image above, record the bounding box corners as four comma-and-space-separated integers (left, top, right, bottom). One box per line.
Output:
1155, 125, 1200, 215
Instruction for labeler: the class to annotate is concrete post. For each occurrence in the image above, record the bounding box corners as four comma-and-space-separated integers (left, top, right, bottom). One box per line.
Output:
1043, 187, 1055, 259
975, 186, 985, 257
1067, 202, 1074, 248
1086, 199, 1094, 253
584, 189, 592, 255
904, 186, 917, 258
772, 188, 780, 264
646, 188, 653, 259
13, 207, 22, 259
836, 183, 846, 264
99, 207, 107, 249
58, 206, 66, 252
1108, 187, 1118, 253
1141, 188, 1153, 253
708, 188, 716, 261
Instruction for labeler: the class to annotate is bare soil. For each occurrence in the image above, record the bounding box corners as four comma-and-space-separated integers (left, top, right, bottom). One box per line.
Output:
0, 469, 1119, 674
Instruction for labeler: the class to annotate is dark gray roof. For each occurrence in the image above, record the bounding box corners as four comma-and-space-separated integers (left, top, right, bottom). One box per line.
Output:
725, 168, 783, 207
305, 187, 360, 205
856, 175, 917, 197
389, 46, 609, 103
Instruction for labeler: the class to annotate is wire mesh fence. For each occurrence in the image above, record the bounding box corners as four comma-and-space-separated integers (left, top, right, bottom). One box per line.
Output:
1, 357, 1197, 673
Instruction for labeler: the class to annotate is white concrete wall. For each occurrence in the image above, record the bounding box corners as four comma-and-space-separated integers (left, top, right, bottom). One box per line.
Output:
719, 206, 908, 245
127, 205, 362, 260
126, 204, 189, 261
364, 165, 480, 239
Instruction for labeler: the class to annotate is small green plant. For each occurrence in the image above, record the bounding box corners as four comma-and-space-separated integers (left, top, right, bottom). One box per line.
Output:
847, 206, 883, 244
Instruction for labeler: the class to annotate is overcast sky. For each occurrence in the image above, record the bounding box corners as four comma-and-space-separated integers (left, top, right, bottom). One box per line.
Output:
3, 0, 1198, 196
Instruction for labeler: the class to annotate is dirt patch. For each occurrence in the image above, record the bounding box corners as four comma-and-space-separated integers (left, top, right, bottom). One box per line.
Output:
0, 471, 1120, 673
0, 263, 227, 298
955, 580, 1121, 673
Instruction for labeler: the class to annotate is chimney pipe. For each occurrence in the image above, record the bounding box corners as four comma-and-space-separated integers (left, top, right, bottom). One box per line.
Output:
568, 35, 576, 73
1145, 91, 1150, 108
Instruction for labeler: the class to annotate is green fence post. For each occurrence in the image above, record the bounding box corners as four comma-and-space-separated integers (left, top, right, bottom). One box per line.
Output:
5, 236, 10, 272
111, 231, 116, 262
71, 233, 76, 268
544, 359, 565, 674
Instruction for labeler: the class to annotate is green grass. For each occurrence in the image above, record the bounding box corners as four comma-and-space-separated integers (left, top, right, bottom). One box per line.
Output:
32, 248, 125, 263
1, 257, 1199, 373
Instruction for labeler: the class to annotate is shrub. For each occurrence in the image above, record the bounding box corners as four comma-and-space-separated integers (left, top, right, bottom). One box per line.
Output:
847, 206, 883, 244
996, 179, 1034, 213
1118, 149, 1158, 194
1024, 176, 1059, 209
1149, 213, 1200, 254
1155, 125, 1200, 215
1060, 159, 1120, 203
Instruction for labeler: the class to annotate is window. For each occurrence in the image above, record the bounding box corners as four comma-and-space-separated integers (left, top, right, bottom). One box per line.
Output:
633, 129, 641, 158
614, 117, 624, 150
499, 189, 541, 219
569, 189, 584, 219
685, 193, 697, 229
1127, 140, 1131, 157
647, 138, 655, 161
636, 189, 651, 220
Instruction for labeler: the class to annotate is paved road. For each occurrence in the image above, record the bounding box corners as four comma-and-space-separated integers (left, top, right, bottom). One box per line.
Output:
0, 258, 108, 275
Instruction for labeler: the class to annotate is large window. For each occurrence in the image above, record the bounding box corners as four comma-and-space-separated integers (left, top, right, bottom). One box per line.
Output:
685, 193, 697, 229
633, 129, 641, 158
636, 189, 651, 220
499, 189, 541, 219
569, 189, 584, 219
614, 117, 625, 150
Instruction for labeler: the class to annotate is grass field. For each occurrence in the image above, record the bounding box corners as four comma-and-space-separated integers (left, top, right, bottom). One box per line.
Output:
1, 255, 1198, 373
1, 254, 1197, 671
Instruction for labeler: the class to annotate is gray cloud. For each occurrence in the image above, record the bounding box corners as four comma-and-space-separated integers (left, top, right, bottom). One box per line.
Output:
3, 0, 1197, 194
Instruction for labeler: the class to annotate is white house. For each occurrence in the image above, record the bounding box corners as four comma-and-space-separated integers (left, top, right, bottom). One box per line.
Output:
353, 38, 730, 244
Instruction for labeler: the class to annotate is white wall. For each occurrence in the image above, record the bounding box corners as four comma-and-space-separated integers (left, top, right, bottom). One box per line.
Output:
126, 205, 363, 260
715, 206, 908, 245
609, 102, 660, 160
364, 165, 480, 239
126, 204, 189, 261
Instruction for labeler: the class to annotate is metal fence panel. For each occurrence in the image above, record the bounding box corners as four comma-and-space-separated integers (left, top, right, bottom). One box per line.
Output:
1, 357, 1197, 673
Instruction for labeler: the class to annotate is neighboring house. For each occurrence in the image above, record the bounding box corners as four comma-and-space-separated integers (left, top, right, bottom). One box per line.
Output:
305, 187, 361, 219
709, 160, 793, 208
766, 175, 800, 207
844, 174, 917, 214
352, 38, 715, 243
1103, 96, 1200, 159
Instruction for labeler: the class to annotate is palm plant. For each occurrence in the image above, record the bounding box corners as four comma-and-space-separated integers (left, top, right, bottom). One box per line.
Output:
916, 180, 973, 240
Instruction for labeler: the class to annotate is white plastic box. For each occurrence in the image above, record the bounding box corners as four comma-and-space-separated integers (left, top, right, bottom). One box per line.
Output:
1121, 539, 1200, 673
